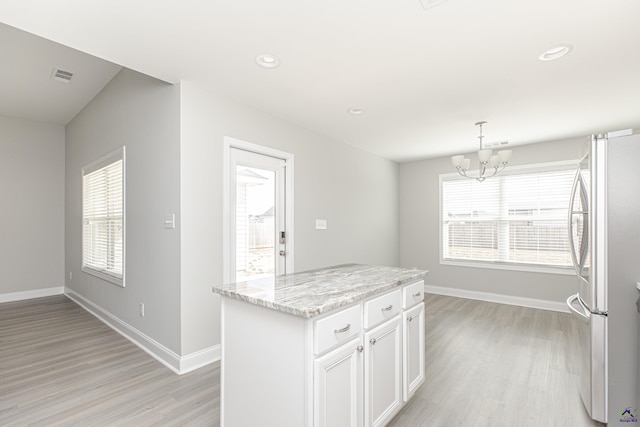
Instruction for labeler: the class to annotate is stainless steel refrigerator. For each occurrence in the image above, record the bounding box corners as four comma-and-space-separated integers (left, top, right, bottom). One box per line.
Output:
566, 131, 640, 424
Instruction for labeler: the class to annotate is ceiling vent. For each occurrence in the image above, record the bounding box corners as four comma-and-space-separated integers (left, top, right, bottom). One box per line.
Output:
51, 67, 74, 83
484, 141, 509, 148
420, 0, 449, 10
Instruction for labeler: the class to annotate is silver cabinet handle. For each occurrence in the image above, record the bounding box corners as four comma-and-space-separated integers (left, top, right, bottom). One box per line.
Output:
357, 345, 364, 353
408, 316, 413, 322
381, 304, 393, 312
412, 292, 422, 297
333, 323, 351, 334
370, 338, 377, 345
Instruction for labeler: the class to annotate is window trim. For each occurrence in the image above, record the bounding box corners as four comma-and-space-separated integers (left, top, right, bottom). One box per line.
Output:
81, 147, 126, 287
439, 159, 578, 275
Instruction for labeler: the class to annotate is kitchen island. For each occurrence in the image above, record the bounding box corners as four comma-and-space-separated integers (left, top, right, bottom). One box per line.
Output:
212, 264, 428, 427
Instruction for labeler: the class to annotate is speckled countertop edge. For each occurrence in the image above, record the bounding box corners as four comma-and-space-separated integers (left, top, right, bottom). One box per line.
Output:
212, 264, 428, 318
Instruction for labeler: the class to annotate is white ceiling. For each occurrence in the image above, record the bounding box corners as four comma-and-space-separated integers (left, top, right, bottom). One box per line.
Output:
1, 0, 639, 162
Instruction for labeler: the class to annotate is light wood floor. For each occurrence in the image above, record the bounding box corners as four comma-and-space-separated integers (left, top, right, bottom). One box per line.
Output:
0, 295, 219, 426
1, 294, 603, 426
389, 294, 604, 427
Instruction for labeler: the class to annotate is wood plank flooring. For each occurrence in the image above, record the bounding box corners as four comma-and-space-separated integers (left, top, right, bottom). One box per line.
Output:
0, 293, 603, 426
0, 295, 219, 426
388, 294, 604, 427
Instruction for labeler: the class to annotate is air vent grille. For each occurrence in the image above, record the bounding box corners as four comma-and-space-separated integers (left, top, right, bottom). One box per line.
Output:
51, 68, 74, 83
484, 141, 509, 148
420, 0, 448, 10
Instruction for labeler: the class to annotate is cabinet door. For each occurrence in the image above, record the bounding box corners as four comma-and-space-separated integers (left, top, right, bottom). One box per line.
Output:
314, 338, 363, 427
403, 302, 425, 401
364, 316, 402, 427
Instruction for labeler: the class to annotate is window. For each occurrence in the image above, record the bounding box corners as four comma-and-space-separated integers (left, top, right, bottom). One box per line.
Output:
440, 160, 577, 273
82, 147, 125, 286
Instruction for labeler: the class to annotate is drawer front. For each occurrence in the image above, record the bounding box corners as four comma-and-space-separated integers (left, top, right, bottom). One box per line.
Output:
403, 280, 425, 309
314, 304, 362, 355
364, 289, 402, 329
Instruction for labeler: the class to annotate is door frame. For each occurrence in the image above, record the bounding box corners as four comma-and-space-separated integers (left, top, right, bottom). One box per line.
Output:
222, 136, 294, 284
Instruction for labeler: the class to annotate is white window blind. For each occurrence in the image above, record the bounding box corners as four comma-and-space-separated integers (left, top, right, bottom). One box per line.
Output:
82, 148, 125, 286
441, 161, 576, 270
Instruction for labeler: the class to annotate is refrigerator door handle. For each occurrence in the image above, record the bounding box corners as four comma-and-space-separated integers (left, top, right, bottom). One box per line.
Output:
566, 293, 590, 322
568, 168, 582, 274
577, 171, 590, 268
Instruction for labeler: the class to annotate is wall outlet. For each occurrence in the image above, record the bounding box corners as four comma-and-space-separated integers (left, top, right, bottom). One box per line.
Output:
139, 302, 145, 317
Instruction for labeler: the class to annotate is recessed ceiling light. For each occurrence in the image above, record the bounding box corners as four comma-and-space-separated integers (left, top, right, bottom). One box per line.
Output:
256, 54, 280, 69
538, 45, 573, 62
347, 107, 364, 115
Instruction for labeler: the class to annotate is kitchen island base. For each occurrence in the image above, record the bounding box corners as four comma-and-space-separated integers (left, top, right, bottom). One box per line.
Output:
214, 265, 428, 427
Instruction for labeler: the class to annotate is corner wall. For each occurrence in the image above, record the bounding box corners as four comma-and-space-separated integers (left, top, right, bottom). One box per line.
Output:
0, 116, 65, 300
65, 69, 182, 355
399, 136, 584, 308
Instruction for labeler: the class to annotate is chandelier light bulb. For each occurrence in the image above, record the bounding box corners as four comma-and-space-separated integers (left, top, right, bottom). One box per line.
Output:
478, 149, 492, 163
451, 155, 465, 168
498, 149, 512, 163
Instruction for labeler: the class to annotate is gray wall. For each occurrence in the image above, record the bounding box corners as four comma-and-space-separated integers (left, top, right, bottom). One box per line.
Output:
179, 81, 399, 354
399, 136, 584, 304
64, 73, 399, 357
65, 69, 182, 353
0, 116, 65, 295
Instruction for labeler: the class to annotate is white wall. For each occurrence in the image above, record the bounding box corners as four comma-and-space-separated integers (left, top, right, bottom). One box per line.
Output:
179, 81, 399, 354
65, 69, 182, 353
0, 116, 65, 296
399, 136, 584, 305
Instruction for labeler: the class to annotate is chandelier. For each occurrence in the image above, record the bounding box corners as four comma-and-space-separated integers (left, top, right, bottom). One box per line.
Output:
451, 121, 512, 182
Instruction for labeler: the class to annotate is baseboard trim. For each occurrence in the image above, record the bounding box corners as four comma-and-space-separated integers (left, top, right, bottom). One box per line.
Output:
64, 288, 220, 374
0, 286, 64, 303
424, 284, 569, 313
179, 345, 221, 374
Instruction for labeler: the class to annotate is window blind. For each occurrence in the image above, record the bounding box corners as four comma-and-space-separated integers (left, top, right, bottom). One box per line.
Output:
82, 148, 124, 284
441, 161, 576, 269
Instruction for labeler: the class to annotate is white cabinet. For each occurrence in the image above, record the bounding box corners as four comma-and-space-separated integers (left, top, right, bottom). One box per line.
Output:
403, 302, 425, 401
314, 338, 363, 427
219, 279, 426, 427
364, 316, 402, 427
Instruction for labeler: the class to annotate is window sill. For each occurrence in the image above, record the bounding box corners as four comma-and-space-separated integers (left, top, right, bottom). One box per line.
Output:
82, 266, 125, 287
440, 259, 575, 276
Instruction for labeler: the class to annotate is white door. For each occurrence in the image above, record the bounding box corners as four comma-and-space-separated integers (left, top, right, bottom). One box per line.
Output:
403, 302, 425, 401
314, 338, 363, 427
227, 145, 291, 283
364, 316, 402, 427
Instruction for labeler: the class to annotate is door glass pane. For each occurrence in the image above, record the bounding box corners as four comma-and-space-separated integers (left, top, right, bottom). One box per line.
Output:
235, 166, 275, 281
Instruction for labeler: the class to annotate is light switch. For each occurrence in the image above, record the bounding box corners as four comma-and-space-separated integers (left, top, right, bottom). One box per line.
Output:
164, 214, 175, 229
315, 219, 327, 230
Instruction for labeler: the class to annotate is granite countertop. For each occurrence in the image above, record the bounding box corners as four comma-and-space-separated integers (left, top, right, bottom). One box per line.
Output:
211, 264, 428, 318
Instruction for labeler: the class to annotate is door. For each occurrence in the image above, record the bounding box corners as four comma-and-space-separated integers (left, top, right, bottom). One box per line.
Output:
364, 316, 402, 427
568, 150, 590, 306
403, 302, 425, 401
227, 145, 290, 283
314, 338, 363, 427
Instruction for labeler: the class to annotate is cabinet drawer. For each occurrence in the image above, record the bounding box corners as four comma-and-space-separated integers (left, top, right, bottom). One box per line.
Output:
403, 280, 424, 309
314, 304, 362, 355
364, 289, 402, 329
